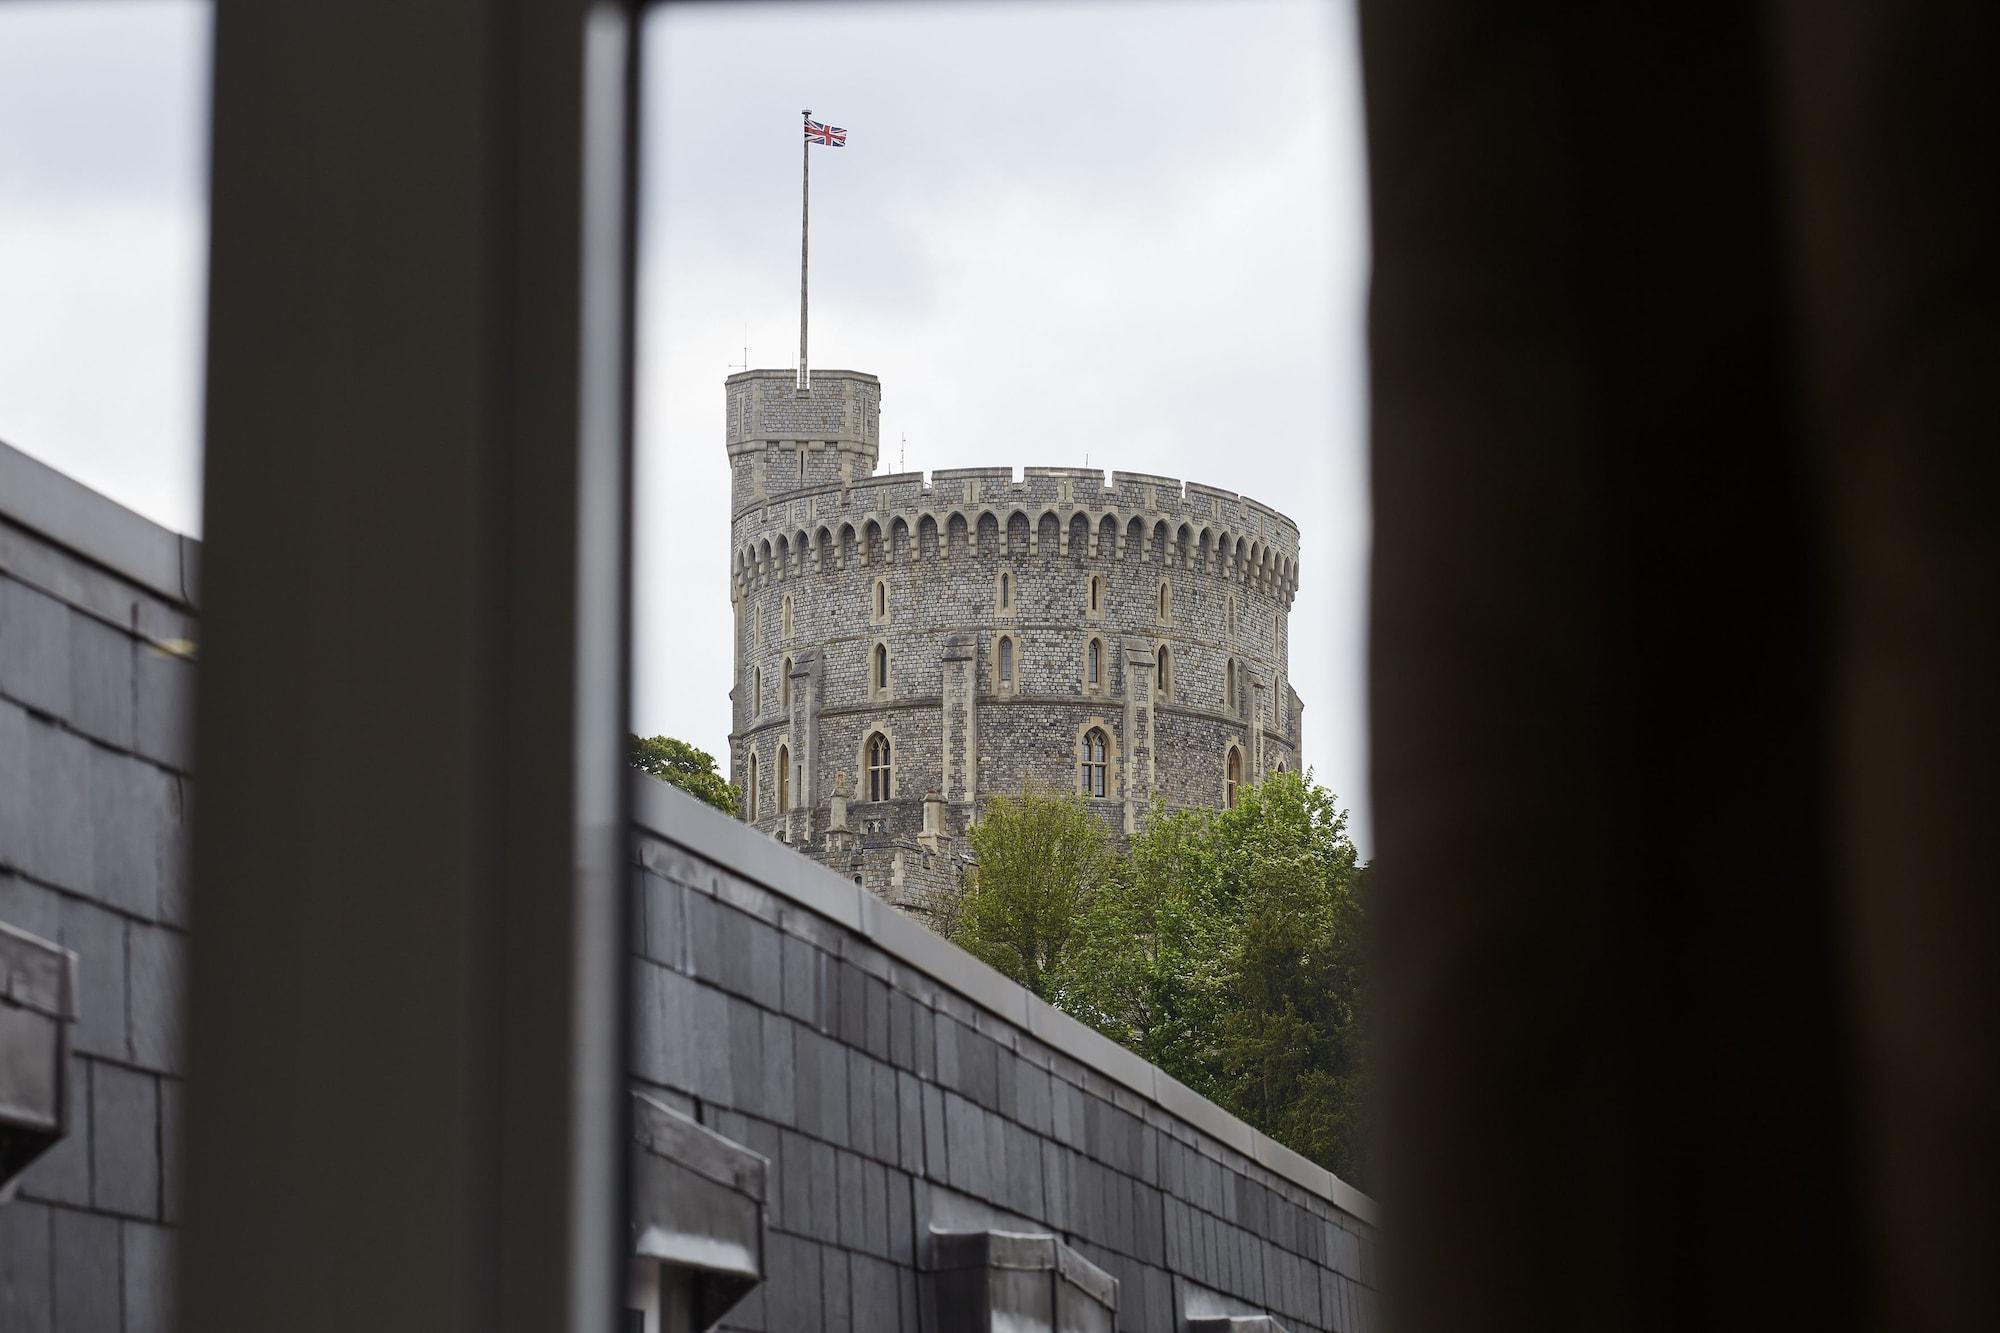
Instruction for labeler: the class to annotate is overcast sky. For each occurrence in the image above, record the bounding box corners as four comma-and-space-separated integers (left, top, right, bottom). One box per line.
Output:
0, 0, 1375, 851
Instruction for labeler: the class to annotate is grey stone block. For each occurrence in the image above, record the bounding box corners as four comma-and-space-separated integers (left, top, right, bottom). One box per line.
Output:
1042, 1140, 1070, 1232
1326, 1224, 1360, 1281
52, 1206, 119, 1333
819, 1239, 851, 1333
844, 1048, 872, 1153
921, 1082, 947, 1183
153, 778, 189, 929
92, 1062, 159, 1218
836, 1149, 866, 1251
0, 702, 28, 867
0, 576, 71, 718
120, 1221, 174, 1333
807, 1137, 838, 1242
745, 912, 782, 1012
66, 612, 134, 751
885, 1167, 913, 1265
126, 924, 184, 1074
760, 1010, 796, 1128
943, 1091, 985, 1196
27, 717, 91, 892
862, 1157, 891, 1256
60, 897, 126, 1061
849, 1253, 898, 1331
779, 932, 816, 1023
18, 1051, 89, 1207
812, 1029, 849, 1149
871, 1059, 899, 1163
895, 1071, 923, 1174
763, 1234, 819, 1332
688, 982, 734, 1105
933, 1013, 960, 1090
887, 987, 913, 1068
159, 1078, 182, 1223
908, 999, 934, 1080
641, 871, 685, 968
776, 1130, 811, 1233
1002, 1118, 1044, 1222
0, 869, 62, 946
837, 960, 866, 1049
0, 1198, 52, 1333
814, 948, 841, 1037
726, 997, 766, 1118
862, 975, 890, 1061
132, 644, 193, 773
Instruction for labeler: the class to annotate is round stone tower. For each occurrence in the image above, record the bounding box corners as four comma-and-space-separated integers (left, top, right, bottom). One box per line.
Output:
726, 369, 1303, 919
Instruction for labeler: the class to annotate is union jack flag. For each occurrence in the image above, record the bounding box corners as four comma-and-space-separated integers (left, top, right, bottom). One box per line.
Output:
804, 120, 847, 147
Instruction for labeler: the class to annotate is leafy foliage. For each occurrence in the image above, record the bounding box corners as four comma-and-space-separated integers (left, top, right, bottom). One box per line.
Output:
950, 771, 1373, 1189
948, 786, 1113, 1003
628, 734, 738, 816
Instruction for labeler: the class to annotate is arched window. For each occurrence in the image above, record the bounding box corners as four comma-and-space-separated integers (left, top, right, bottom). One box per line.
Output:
998, 635, 1014, 686
1226, 746, 1242, 808
999, 570, 1012, 609
1080, 727, 1109, 798
1226, 658, 1236, 711
1088, 575, 1100, 613
1156, 645, 1171, 696
1087, 637, 1102, 686
782, 593, 794, 637
866, 733, 892, 802
780, 656, 792, 710
873, 642, 889, 694
746, 751, 759, 817
753, 667, 762, 712
873, 578, 888, 621
1158, 581, 1171, 623
753, 601, 764, 649
776, 744, 790, 811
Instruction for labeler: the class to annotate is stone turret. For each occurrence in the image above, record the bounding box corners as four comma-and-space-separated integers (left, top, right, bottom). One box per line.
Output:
723, 369, 1306, 923
724, 368, 881, 510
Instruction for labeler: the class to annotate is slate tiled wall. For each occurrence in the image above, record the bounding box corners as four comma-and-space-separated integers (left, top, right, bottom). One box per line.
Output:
0, 479, 194, 1333
632, 787, 1380, 1332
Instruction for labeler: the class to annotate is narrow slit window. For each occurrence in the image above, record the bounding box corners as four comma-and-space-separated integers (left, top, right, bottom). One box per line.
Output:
1226, 746, 1242, 808
780, 656, 792, 710
776, 744, 790, 811
1087, 637, 1102, 685
874, 642, 889, 693
746, 751, 759, 817
999, 636, 1014, 685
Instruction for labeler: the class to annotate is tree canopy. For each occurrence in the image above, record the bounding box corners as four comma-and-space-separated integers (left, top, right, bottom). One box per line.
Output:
628, 734, 738, 816
948, 786, 1113, 1003
949, 771, 1373, 1189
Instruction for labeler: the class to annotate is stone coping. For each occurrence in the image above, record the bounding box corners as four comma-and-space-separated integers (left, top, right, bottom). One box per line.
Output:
631, 773, 1381, 1228
0, 437, 199, 607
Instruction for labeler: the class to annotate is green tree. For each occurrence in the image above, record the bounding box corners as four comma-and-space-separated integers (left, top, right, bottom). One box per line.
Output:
628, 734, 737, 816
1062, 772, 1373, 1188
1204, 773, 1369, 1184
948, 787, 1112, 1002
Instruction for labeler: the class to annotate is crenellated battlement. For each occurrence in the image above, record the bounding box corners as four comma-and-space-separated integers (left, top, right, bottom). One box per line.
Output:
729, 463, 1302, 604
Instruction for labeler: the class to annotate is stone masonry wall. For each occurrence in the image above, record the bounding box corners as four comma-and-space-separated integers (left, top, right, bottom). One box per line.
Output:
0, 441, 195, 1333
723, 371, 1306, 917
632, 778, 1381, 1332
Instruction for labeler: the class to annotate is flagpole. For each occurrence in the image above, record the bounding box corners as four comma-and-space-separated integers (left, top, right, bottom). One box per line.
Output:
792, 109, 800, 390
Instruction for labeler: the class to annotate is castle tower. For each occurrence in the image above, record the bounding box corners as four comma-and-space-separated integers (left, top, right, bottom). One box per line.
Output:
725, 368, 1306, 924
724, 367, 881, 509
